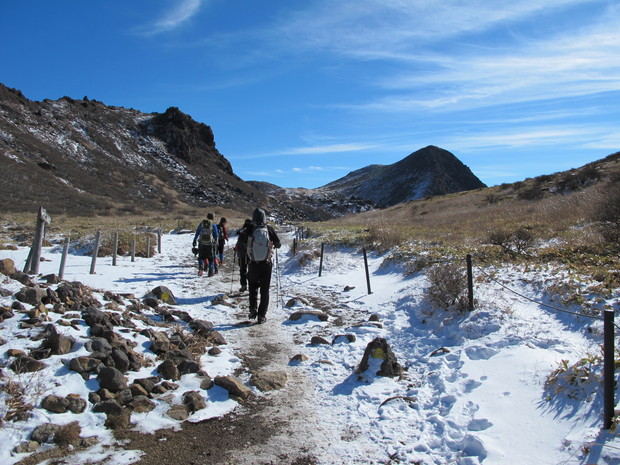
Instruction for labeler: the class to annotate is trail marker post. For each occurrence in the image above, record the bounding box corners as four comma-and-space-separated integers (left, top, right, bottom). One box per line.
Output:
466, 254, 474, 311
90, 231, 101, 274
318, 243, 325, 277
58, 237, 69, 280
363, 248, 372, 295
25, 207, 51, 274
604, 309, 615, 429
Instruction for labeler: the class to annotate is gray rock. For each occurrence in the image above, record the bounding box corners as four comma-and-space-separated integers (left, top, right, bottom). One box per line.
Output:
150, 286, 178, 305
128, 395, 156, 413
158, 359, 180, 381
166, 404, 189, 421
93, 399, 123, 415
14, 441, 39, 453
183, 390, 206, 412
289, 310, 329, 322
310, 336, 330, 346
10, 355, 46, 374
332, 334, 357, 344
97, 366, 128, 392
250, 371, 288, 392
41, 395, 69, 414
357, 337, 403, 378
31, 423, 60, 443
150, 331, 171, 354
189, 319, 214, 335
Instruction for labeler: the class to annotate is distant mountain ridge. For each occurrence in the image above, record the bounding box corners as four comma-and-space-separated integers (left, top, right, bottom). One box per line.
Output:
0, 82, 485, 220
317, 146, 486, 207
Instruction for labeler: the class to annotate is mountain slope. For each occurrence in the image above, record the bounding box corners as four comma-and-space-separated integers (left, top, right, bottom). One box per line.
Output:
318, 146, 486, 206
0, 84, 269, 216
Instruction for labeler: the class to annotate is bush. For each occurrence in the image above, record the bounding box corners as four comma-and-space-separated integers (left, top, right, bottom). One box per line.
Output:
592, 185, 620, 245
487, 226, 535, 255
426, 261, 468, 311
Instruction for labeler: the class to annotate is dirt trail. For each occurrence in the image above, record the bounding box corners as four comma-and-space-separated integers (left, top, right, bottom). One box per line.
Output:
116, 247, 325, 465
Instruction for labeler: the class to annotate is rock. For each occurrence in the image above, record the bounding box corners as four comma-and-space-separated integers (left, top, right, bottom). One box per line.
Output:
134, 376, 160, 393
0, 258, 16, 276
93, 399, 123, 415
290, 354, 309, 363
129, 383, 150, 398
0, 287, 13, 297
357, 337, 403, 378
66, 394, 87, 413
343, 285, 356, 292
183, 390, 206, 412
166, 404, 189, 421
69, 356, 102, 374
250, 371, 288, 392
369, 314, 380, 322
189, 319, 214, 335
31, 423, 61, 443
86, 337, 113, 355
14, 441, 39, 453
332, 334, 356, 344
200, 375, 214, 390
158, 359, 180, 381
10, 355, 46, 373
214, 375, 252, 400
7, 348, 26, 357
205, 330, 226, 346
208, 347, 221, 356
103, 291, 124, 305
97, 367, 128, 392
212, 295, 234, 307
116, 388, 133, 405
143, 297, 159, 309
111, 347, 130, 373
150, 286, 178, 305
15, 287, 49, 306
104, 410, 131, 430
128, 395, 156, 413
44, 329, 75, 355
42, 273, 60, 284
285, 297, 309, 307
178, 359, 201, 375
310, 336, 330, 346
289, 310, 329, 322
149, 331, 171, 354
10, 271, 33, 286
41, 395, 70, 414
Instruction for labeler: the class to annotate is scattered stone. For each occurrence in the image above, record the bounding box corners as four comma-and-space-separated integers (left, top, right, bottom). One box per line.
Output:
143, 297, 159, 309
310, 336, 330, 346
128, 395, 156, 413
150, 286, 178, 305
14, 441, 39, 454
129, 383, 150, 398
15, 287, 49, 306
134, 376, 160, 393
41, 395, 70, 414
66, 394, 87, 413
369, 314, 380, 322
289, 310, 329, 322
10, 355, 46, 373
189, 319, 214, 335
357, 337, 403, 378
149, 331, 171, 354
200, 375, 214, 390
214, 375, 251, 400
285, 296, 310, 308
290, 354, 309, 363
430, 347, 451, 357
93, 399, 123, 415
0, 258, 16, 276
97, 367, 128, 392
42, 273, 60, 284
250, 371, 288, 392
332, 334, 356, 344
343, 285, 355, 292
205, 330, 227, 346
31, 423, 61, 443
212, 295, 234, 307
69, 356, 102, 374
208, 347, 222, 356
183, 390, 206, 412
158, 359, 180, 381
166, 404, 189, 421
104, 409, 131, 430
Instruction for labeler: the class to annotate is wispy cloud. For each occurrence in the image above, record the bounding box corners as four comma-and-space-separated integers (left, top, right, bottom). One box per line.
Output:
231, 143, 376, 160
135, 0, 203, 35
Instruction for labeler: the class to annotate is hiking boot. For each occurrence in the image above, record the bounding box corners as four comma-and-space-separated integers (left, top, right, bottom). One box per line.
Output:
248, 309, 258, 319
198, 268, 203, 277
208, 268, 214, 277
239, 285, 247, 292
257, 315, 267, 324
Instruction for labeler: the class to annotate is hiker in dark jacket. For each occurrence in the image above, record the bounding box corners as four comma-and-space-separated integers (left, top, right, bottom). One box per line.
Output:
246, 208, 281, 323
192, 212, 219, 277
217, 217, 229, 266
234, 218, 253, 293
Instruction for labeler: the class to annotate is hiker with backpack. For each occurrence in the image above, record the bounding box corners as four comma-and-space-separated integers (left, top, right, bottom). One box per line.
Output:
246, 208, 281, 323
192, 212, 219, 277
217, 217, 229, 266
234, 218, 253, 293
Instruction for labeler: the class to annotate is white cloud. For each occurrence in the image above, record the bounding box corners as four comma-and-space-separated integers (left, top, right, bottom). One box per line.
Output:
137, 0, 203, 35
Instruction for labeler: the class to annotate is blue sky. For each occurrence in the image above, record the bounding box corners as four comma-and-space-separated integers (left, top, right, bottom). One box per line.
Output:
1, 1, 619, 188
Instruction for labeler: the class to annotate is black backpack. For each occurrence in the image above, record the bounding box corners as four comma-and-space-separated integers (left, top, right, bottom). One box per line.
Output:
199, 219, 215, 245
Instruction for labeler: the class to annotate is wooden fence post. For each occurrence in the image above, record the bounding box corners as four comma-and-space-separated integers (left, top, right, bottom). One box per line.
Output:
90, 231, 101, 274
604, 309, 615, 429
146, 235, 151, 259
112, 232, 118, 266
131, 239, 136, 262
363, 248, 372, 295
58, 237, 69, 280
25, 207, 51, 274
157, 229, 162, 254
318, 243, 325, 277
466, 254, 474, 311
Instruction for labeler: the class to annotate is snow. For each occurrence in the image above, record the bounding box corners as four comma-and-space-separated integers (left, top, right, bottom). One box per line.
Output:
1, 230, 619, 464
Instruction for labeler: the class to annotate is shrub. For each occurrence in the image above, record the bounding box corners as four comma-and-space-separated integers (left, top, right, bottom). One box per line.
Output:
592, 184, 620, 245
426, 261, 468, 311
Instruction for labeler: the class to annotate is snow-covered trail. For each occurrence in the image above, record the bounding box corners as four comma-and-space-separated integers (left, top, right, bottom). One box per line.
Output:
2, 232, 618, 465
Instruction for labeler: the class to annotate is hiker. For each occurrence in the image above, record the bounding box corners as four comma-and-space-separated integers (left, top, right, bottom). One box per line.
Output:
217, 217, 229, 266
246, 208, 281, 323
234, 218, 253, 293
192, 212, 219, 277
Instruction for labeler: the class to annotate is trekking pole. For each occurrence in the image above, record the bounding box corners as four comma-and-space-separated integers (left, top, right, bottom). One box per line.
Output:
275, 248, 281, 309
230, 249, 236, 294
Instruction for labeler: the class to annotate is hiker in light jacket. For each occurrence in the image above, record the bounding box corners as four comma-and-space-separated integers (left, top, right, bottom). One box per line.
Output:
217, 217, 229, 266
192, 212, 219, 277
246, 208, 281, 323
